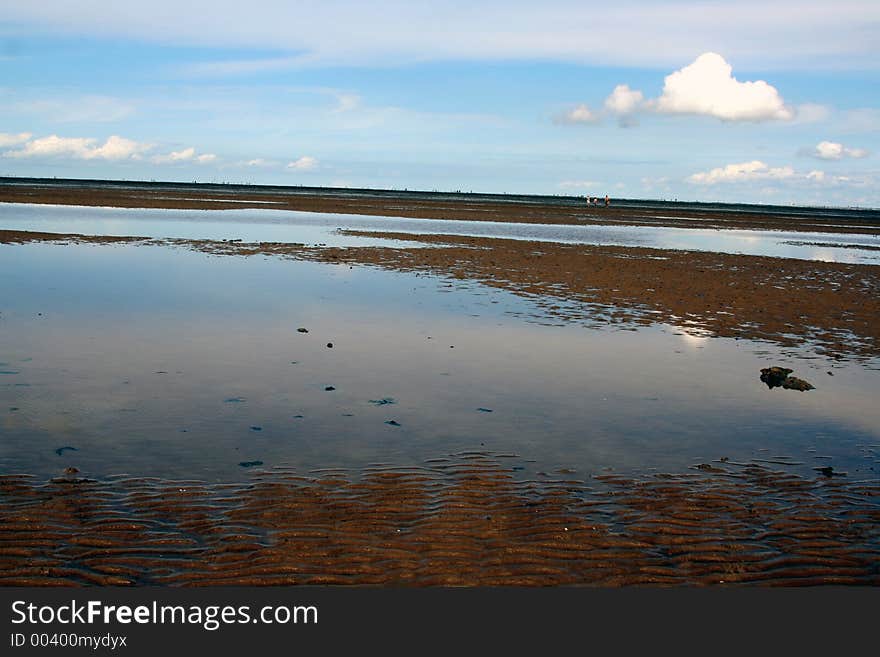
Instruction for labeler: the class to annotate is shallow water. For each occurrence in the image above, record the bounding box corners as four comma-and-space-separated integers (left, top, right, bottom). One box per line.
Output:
2, 203, 878, 263
1, 238, 877, 483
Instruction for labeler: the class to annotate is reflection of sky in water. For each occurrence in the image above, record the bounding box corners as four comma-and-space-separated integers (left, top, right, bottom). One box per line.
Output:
1, 240, 878, 483
2, 203, 878, 264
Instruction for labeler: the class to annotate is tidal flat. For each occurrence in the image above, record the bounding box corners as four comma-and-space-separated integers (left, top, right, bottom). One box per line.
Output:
1, 182, 878, 585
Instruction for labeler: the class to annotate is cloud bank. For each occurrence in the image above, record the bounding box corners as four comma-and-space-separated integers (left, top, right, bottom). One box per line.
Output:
3, 134, 151, 160
2, 132, 217, 165
0, 132, 32, 147
687, 160, 867, 187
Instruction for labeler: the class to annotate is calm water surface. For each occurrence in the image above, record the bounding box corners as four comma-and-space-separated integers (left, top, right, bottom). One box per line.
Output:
1, 235, 877, 482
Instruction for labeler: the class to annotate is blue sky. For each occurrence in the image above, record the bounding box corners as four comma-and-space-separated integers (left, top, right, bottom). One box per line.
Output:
1, 1, 878, 206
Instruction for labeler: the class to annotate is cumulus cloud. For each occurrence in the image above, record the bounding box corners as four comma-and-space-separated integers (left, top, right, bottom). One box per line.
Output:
687, 160, 796, 184
811, 140, 869, 160
555, 104, 600, 125
653, 52, 793, 122
559, 53, 796, 129
3, 134, 151, 160
604, 85, 644, 115
603, 84, 645, 127
0, 132, 32, 147
287, 156, 318, 170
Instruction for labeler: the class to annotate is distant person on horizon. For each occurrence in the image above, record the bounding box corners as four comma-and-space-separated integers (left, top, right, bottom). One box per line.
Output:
605, 195, 610, 206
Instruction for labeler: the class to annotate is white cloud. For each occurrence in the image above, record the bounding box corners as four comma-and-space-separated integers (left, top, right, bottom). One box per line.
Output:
0, 132, 32, 147
152, 146, 216, 164
555, 104, 600, 125
88, 135, 150, 160
653, 53, 793, 121
604, 85, 644, 115
687, 161, 875, 189
287, 156, 318, 170
811, 140, 869, 160
687, 160, 796, 184
558, 180, 602, 189
3, 134, 151, 160
560, 53, 799, 129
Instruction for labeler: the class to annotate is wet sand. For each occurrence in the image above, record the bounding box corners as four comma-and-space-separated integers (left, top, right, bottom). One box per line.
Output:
2, 183, 879, 234
1, 454, 877, 586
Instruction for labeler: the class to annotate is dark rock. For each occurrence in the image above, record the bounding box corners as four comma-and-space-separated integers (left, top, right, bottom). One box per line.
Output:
782, 376, 815, 391
250, 426, 262, 431
224, 397, 246, 403
327, 343, 333, 348
385, 420, 401, 426
760, 366, 792, 389
760, 366, 814, 391
477, 407, 493, 413
297, 327, 309, 333
63, 467, 79, 475
325, 386, 335, 391
369, 397, 396, 406
239, 461, 263, 468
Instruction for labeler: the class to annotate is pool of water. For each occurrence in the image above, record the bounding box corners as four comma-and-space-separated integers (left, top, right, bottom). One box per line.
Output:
2, 203, 878, 263
1, 237, 877, 483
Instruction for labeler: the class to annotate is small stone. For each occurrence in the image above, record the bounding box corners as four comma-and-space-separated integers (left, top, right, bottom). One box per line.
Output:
327, 343, 333, 348
297, 327, 309, 333
325, 386, 336, 391
385, 420, 401, 426
250, 426, 262, 431
239, 460, 263, 468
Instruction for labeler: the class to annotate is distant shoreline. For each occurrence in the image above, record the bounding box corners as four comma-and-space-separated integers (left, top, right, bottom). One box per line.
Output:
2, 177, 879, 235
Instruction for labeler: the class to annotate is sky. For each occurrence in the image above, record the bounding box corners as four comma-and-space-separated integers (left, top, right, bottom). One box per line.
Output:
1, 1, 878, 206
